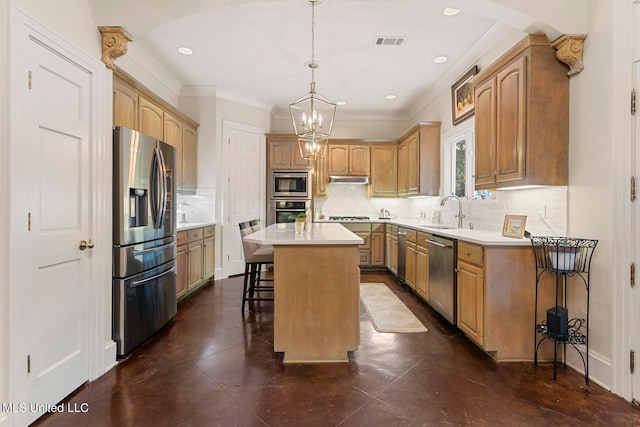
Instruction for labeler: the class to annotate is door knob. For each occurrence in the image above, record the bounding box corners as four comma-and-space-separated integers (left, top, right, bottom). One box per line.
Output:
79, 240, 95, 250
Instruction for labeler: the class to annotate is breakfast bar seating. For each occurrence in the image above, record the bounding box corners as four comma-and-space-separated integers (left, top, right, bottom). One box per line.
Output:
238, 220, 274, 311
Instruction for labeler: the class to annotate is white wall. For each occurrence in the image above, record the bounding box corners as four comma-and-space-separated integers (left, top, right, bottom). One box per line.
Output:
565, 0, 616, 382
16, 0, 101, 59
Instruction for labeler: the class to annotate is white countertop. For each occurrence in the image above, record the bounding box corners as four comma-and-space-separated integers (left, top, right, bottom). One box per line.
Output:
244, 222, 364, 246
177, 221, 216, 231
315, 218, 531, 246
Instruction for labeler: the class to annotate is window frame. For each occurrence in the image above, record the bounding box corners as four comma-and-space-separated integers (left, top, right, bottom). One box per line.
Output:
442, 119, 475, 198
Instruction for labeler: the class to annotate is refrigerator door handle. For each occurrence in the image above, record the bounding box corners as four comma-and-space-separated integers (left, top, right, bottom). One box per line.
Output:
150, 147, 168, 229
131, 241, 176, 256
130, 266, 176, 288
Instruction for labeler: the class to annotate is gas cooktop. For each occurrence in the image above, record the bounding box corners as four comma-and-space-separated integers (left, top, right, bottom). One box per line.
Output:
329, 216, 370, 221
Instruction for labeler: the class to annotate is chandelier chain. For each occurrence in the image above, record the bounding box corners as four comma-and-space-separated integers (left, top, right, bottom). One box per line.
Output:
311, 0, 315, 84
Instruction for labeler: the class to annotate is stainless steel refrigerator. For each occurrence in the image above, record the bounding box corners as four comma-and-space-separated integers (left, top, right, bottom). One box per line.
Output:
112, 126, 177, 357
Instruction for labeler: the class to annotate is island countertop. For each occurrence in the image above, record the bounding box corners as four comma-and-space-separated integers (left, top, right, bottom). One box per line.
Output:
244, 222, 364, 246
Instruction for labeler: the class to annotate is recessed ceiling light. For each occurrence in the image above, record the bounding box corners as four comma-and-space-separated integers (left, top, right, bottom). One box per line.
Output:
336, 100, 346, 106
443, 7, 461, 16
385, 94, 397, 100
433, 56, 448, 64
177, 46, 193, 55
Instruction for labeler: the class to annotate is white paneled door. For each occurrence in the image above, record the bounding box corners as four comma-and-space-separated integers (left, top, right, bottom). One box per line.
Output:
222, 121, 266, 277
12, 21, 92, 424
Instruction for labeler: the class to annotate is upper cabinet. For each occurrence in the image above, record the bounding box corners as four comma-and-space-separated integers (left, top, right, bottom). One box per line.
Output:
267, 135, 312, 170
474, 34, 569, 190
369, 144, 397, 198
397, 122, 441, 197
327, 143, 370, 177
112, 73, 199, 192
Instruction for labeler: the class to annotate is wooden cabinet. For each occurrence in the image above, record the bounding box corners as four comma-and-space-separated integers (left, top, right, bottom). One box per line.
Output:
182, 124, 198, 192
370, 223, 385, 266
457, 242, 485, 346
405, 229, 417, 290
313, 155, 329, 198
397, 122, 440, 197
474, 34, 569, 190
327, 144, 370, 176
203, 226, 215, 278
369, 144, 398, 197
343, 223, 371, 266
113, 77, 138, 129
113, 73, 199, 192
385, 225, 398, 275
138, 96, 164, 140
163, 112, 183, 189
176, 225, 215, 300
455, 240, 558, 361
415, 232, 430, 301
176, 231, 189, 299
267, 135, 311, 170
342, 223, 385, 267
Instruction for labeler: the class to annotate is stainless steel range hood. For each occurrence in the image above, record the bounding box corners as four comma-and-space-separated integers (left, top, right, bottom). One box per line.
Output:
329, 176, 370, 184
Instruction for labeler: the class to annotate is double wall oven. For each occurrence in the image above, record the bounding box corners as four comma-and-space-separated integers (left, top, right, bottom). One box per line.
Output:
268, 170, 312, 224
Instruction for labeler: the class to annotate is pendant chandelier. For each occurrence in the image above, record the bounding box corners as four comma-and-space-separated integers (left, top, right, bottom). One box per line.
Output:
289, 0, 336, 161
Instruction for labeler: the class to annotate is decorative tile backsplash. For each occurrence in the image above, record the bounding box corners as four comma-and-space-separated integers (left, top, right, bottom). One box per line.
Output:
314, 184, 567, 236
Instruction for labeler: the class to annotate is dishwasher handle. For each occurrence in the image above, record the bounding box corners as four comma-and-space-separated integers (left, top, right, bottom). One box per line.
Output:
426, 239, 453, 249
397, 231, 407, 236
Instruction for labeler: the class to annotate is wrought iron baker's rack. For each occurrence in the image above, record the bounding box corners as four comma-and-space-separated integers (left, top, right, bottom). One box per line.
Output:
530, 236, 598, 384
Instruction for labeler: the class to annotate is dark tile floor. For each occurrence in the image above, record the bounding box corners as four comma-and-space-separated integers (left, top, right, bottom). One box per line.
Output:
34, 271, 640, 426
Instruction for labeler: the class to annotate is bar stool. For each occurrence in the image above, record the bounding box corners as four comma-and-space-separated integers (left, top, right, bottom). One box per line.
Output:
238, 220, 274, 311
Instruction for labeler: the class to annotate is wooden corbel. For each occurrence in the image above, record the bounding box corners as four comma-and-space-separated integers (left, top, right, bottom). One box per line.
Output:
551, 34, 587, 77
98, 26, 133, 70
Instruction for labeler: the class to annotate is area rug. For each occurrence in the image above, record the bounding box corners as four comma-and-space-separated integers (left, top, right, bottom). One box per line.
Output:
360, 283, 428, 333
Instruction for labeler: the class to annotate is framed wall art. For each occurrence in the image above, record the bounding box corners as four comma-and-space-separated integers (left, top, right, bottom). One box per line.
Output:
451, 65, 478, 125
502, 214, 528, 239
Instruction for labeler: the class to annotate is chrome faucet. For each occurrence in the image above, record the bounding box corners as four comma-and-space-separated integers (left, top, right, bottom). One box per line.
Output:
440, 195, 465, 228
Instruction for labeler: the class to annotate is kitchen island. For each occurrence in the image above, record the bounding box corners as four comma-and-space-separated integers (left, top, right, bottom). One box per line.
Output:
244, 222, 363, 363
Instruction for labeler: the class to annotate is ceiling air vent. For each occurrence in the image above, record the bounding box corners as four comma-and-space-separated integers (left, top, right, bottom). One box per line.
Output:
375, 36, 405, 46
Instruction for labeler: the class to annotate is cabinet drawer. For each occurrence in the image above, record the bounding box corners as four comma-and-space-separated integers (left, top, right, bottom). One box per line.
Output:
187, 227, 204, 242
343, 223, 371, 233
371, 223, 385, 233
458, 241, 483, 266
406, 229, 417, 243
203, 225, 215, 239
417, 232, 431, 248
177, 231, 188, 246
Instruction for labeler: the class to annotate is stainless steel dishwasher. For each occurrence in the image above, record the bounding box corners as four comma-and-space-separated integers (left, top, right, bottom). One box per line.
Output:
426, 235, 457, 324
397, 228, 407, 283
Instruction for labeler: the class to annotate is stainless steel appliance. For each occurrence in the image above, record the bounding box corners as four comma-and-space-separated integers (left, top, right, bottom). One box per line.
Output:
112, 126, 177, 357
271, 170, 312, 198
426, 235, 457, 324
397, 228, 407, 281
268, 199, 312, 224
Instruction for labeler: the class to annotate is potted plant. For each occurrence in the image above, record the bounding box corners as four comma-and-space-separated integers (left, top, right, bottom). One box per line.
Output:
295, 212, 307, 233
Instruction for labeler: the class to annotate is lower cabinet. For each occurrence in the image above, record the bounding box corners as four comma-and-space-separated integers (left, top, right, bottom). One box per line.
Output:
385, 225, 398, 274
405, 229, 417, 290
415, 232, 430, 301
457, 242, 485, 346
456, 240, 557, 361
343, 222, 385, 267
176, 225, 215, 300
